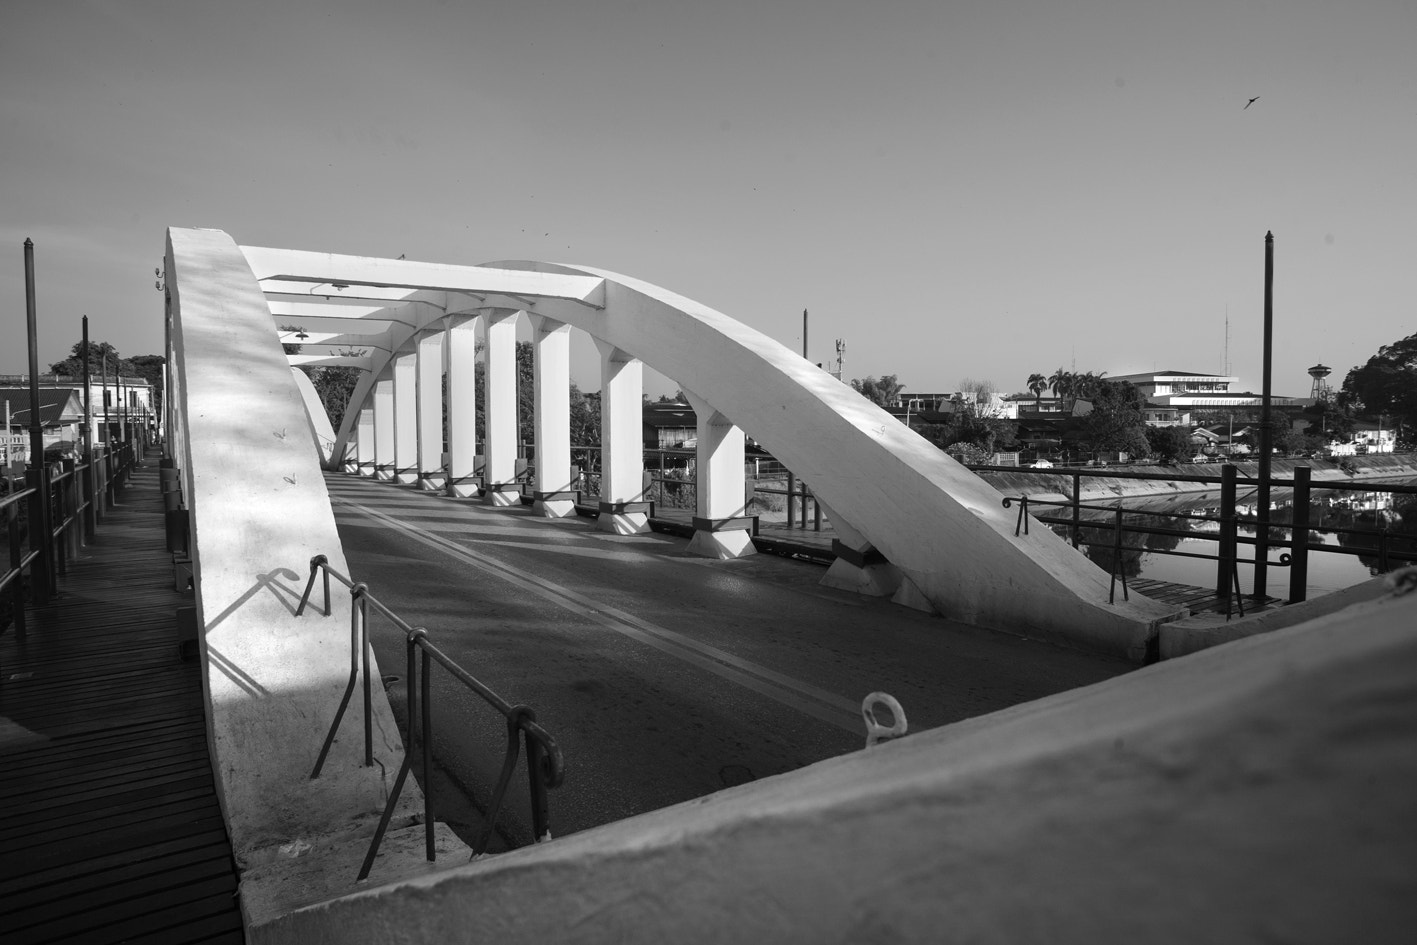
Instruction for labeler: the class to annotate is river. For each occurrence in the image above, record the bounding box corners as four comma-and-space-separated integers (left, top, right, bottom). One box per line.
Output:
1041, 477, 1417, 600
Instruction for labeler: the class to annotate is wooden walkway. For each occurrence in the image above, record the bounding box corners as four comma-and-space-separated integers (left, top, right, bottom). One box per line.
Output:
0, 455, 244, 944
1129, 577, 1286, 617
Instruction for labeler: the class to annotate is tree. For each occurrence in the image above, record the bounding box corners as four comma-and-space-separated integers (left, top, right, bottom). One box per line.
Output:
1340, 331, 1417, 438
850, 375, 905, 408
1077, 380, 1149, 456
47, 339, 166, 412
1144, 425, 1193, 463
956, 378, 1002, 419
1026, 372, 1048, 409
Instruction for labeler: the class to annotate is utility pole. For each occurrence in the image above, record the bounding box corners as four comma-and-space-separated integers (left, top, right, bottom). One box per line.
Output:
1255, 231, 1274, 599
802, 309, 808, 360
24, 238, 54, 600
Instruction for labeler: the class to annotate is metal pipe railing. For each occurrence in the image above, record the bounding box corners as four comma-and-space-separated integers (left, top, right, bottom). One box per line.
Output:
2, 444, 139, 649
295, 554, 565, 881
1001, 464, 1416, 614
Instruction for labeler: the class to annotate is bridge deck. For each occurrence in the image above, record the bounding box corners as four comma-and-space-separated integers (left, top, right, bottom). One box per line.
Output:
0, 454, 244, 945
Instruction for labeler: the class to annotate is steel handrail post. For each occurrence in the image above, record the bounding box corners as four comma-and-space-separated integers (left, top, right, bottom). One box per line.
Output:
1217, 465, 1237, 605
25, 467, 52, 603
421, 642, 434, 862
786, 473, 795, 528
363, 598, 373, 767
1289, 466, 1311, 603
1070, 471, 1081, 547
309, 582, 369, 779
523, 710, 551, 843
472, 707, 528, 857
293, 554, 328, 617
6, 501, 25, 640
51, 465, 68, 577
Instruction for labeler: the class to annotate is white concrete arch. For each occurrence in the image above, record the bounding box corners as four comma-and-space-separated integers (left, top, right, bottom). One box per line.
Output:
243, 243, 1182, 657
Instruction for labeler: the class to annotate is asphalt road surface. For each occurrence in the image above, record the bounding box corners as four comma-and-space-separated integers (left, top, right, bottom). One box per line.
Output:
327, 472, 1131, 850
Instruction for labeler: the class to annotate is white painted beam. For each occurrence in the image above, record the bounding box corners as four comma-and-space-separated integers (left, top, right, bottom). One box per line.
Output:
242, 246, 606, 307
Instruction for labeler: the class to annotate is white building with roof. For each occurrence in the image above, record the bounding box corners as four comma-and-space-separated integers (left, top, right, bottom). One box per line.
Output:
1109, 370, 1303, 409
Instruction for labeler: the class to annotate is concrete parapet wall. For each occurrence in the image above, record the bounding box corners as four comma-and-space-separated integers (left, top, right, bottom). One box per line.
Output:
165, 228, 467, 933
258, 574, 1417, 944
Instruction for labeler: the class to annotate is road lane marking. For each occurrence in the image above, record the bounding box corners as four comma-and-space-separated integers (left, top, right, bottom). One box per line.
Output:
332, 496, 862, 734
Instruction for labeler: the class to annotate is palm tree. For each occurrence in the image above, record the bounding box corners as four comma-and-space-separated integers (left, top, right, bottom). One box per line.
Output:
1027, 373, 1048, 411
1048, 368, 1072, 408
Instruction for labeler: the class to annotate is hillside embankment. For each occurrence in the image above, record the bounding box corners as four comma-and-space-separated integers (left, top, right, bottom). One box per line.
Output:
979, 454, 1417, 505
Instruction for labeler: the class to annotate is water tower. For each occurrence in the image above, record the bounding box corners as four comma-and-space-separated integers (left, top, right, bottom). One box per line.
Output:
1307, 363, 1332, 401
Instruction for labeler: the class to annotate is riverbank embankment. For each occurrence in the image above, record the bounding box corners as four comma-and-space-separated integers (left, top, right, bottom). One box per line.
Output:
979, 454, 1417, 505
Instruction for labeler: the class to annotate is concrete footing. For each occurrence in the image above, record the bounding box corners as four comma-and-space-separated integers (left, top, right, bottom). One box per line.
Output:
686, 528, 756, 559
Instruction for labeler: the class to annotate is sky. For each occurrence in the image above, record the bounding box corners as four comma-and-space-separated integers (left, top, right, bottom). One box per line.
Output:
3, 0, 1414, 400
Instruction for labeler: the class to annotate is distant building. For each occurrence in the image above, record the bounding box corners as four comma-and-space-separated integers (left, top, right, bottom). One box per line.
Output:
0, 374, 157, 442
0, 387, 84, 463
1109, 370, 1303, 409
642, 402, 697, 449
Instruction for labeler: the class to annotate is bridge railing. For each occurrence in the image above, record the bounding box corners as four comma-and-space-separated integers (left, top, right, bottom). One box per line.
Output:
1, 443, 138, 641
295, 554, 565, 881
996, 464, 1417, 609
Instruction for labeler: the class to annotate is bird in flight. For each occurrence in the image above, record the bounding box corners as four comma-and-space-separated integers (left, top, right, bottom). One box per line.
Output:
1244, 96, 1260, 109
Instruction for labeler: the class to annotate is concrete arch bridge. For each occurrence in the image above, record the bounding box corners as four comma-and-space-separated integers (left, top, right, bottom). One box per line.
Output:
167, 226, 1181, 665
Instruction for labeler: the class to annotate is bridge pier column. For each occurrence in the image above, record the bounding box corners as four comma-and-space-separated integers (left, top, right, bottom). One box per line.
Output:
354, 408, 375, 476
483, 310, 521, 507
683, 392, 755, 558
595, 341, 649, 534
530, 315, 575, 518
415, 329, 445, 492
392, 349, 418, 484
444, 314, 479, 497
372, 371, 395, 481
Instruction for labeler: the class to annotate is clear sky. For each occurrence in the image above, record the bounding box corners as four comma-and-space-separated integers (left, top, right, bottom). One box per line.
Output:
3, 0, 1414, 399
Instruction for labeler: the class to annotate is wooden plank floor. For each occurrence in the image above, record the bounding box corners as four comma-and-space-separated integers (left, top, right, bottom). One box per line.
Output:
0, 454, 244, 945
1130, 577, 1286, 617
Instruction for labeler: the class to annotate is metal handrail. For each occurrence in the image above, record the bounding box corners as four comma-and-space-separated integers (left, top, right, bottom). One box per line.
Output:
295, 554, 565, 881
2, 443, 140, 644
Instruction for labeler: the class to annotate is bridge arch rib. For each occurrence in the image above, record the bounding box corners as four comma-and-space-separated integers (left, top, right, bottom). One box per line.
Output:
241, 241, 1183, 659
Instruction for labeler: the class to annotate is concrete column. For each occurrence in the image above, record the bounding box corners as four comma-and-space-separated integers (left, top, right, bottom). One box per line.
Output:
444, 315, 479, 497
683, 391, 755, 559
483, 310, 521, 507
415, 330, 445, 492
354, 407, 375, 476
373, 371, 394, 481
530, 315, 574, 518
595, 340, 649, 534
392, 349, 418, 484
